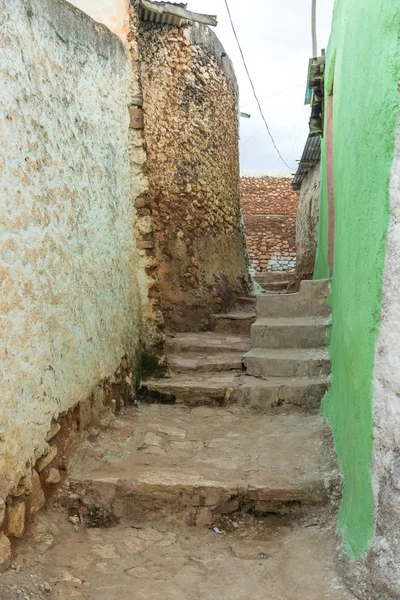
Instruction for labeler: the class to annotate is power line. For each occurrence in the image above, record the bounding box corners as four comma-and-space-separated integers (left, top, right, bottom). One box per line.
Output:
223, 0, 294, 171
240, 84, 304, 109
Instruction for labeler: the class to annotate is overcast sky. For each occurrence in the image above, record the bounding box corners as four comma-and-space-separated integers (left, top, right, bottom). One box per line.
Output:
188, 0, 334, 175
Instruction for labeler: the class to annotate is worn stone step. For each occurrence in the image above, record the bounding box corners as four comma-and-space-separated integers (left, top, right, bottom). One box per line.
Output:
259, 281, 291, 293
243, 348, 331, 378
236, 375, 330, 412
235, 296, 256, 310
254, 271, 297, 283
166, 332, 251, 355
210, 311, 256, 335
168, 352, 244, 374
256, 279, 331, 319
251, 316, 331, 349
140, 372, 241, 406
69, 405, 338, 526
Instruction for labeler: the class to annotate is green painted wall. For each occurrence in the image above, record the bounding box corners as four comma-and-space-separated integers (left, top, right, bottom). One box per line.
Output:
314, 1, 400, 558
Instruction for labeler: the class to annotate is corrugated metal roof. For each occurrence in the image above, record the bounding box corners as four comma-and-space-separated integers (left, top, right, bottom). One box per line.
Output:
292, 134, 321, 190
139, 1, 217, 27
140, 1, 186, 25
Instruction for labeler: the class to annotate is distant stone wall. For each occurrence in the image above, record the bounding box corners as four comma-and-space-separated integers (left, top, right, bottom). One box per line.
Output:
139, 22, 250, 331
0, 0, 145, 518
241, 177, 299, 272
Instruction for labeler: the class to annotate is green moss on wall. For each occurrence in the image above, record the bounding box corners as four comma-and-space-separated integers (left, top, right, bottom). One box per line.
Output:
315, 1, 400, 558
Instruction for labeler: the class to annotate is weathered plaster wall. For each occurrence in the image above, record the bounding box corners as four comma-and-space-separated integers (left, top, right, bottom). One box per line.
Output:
314, 0, 400, 576
296, 163, 320, 281
0, 0, 142, 499
67, 0, 130, 40
241, 176, 298, 273
361, 123, 400, 600
139, 22, 250, 331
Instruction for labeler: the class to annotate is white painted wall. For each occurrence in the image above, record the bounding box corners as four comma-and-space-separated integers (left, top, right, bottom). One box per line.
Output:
0, 0, 141, 496
369, 123, 400, 595
67, 0, 130, 40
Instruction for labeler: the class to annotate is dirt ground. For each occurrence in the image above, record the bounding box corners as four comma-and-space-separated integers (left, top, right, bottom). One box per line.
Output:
0, 507, 356, 600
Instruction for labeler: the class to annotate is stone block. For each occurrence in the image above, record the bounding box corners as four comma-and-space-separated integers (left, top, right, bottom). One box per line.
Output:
44, 468, 61, 485
6, 500, 26, 538
36, 445, 58, 473
0, 533, 11, 572
27, 470, 45, 515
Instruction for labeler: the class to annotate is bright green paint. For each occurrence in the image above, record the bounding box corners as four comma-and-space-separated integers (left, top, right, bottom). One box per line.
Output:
314, 0, 400, 558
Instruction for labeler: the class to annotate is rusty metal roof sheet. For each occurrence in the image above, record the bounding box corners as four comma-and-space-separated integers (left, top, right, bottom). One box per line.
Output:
292, 134, 321, 190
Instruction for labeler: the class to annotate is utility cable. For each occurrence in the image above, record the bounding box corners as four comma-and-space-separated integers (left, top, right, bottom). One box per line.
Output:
240, 84, 304, 109
223, 0, 294, 170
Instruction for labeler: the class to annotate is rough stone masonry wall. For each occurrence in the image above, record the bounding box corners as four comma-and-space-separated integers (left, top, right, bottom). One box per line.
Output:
0, 0, 145, 546
240, 177, 299, 273
139, 22, 250, 332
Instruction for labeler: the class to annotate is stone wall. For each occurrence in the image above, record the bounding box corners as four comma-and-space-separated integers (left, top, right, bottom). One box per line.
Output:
139, 22, 250, 331
0, 0, 145, 532
296, 163, 320, 280
240, 177, 299, 273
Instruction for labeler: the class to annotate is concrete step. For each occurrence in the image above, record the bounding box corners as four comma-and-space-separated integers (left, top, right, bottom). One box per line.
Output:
243, 348, 331, 378
251, 316, 331, 349
256, 279, 331, 319
210, 311, 256, 335
260, 281, 291, 293
237, 375, 330, 412
140, 372, 241, 406
166, 332, 251, 355
69, 405, 338, 527
168, 352, 244, 374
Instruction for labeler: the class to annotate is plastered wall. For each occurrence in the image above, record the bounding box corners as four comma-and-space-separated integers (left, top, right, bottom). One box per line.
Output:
296, 164, 320, 281
139, 22, 250, 331
67, 0, 130, 40
240, 177, 298, 273
0, 0, 142, 497
313, 0, 400, 596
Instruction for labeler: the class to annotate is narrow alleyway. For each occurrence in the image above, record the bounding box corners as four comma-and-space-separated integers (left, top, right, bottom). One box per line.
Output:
0, 278, 355, 599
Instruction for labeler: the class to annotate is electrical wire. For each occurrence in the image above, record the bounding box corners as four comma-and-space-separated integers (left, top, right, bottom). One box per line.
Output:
240, 84, 304, 109
223, 0, 295, 170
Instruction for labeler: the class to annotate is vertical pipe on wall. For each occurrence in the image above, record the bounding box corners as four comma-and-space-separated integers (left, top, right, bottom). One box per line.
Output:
311, 0, 318, 57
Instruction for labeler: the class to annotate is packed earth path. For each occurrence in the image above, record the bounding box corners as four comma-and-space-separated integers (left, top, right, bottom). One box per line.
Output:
0, 279, 356, 600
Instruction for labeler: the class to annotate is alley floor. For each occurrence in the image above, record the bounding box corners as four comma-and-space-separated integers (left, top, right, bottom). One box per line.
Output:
0, 404, 355, 600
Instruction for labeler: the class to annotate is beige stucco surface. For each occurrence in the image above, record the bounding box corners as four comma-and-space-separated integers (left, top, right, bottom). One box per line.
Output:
0, 0, 141, 496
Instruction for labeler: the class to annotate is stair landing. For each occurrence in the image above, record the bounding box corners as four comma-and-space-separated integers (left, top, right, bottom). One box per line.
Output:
69, 405, 338, 526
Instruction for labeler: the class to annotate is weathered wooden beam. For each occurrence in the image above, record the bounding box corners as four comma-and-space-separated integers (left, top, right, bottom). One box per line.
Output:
140, 0, 218, 26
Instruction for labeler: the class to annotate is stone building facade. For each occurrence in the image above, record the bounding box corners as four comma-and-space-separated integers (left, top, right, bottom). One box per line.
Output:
139, 21, 249, 331
240, 176, 299, 273
0, 0, 248, 556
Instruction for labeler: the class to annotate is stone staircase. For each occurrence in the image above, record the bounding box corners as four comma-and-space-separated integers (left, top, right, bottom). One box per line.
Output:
242, 279, 331, 411
52, 279, 353, 599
